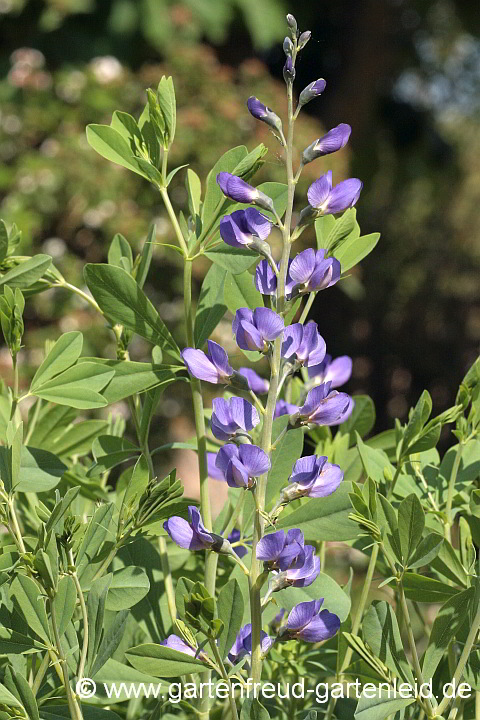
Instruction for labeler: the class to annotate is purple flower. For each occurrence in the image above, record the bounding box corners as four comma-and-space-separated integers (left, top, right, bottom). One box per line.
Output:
238, 367, 269, 394
247, 97, 282, 133
233, 307, 284, 352
288, 455, 343, 498
215, 443, 271, 489
274, 399, 299, 419
302, 124, 351, 164
283, 56, 295, 82
161, 635, 197, 657
219, 208, 272, 250
295, 382, 354, 426
228, 623, 273, 665
257, 529, 320, 590
308, 354, 352, 388
307, 171, 363, 215
181, 340, 233, 384
282, 321, 326, 367
211, 397, 260, 441
289, 248, 341, 294
284, 600, 340, 643
206, 451, 225, 481
254, 259, 295, 299
164, 506, 217, 551
227, 528, 247, 559
217, 173, 274, 213
299, 79, 326, 107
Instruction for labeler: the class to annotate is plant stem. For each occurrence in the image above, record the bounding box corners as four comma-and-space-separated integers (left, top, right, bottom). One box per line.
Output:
436, 601, 480, 717
159, 537, 177, 625
68, 549, 89, 682
10, 353, 19, 419
249, 57, 297, 686
50, 598, 84, 720
444, 442, 463, 541
298, 291, 317, 325
160, 188, 189, 257
222, 493, 246, 538
208, 638, 239, 720
56, 281, 102, 314
8, 496, 26, 554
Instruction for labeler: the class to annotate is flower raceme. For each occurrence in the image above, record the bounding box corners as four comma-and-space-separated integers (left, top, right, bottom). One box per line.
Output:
217, 173, 274, 213
211, 397, 259, 441
308, 353, 353, 388
282, 321, 326, 367
215, 443, 271, 489
294, 382, 354, 426
281, 600, 341, 643
233, 307, 284, 352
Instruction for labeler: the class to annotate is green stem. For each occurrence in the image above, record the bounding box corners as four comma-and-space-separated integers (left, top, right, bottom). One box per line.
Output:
436, 601, 480, 717
298, 291, 317, 325
55, 281, 102, 314
50, 598, 84, 720
10, 353, 19, 419
68, 549, 88, 682
8, 496, 26, 554
160, 188, 189, 257
444, 442, 463, 541
159, 537, 177, 625
249, 56, 297, 686
208, 638, 239, 720
222, 493, 246, 538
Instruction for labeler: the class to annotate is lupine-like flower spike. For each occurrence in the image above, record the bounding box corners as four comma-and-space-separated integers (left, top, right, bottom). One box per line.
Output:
247, 97, 283, 134
282, 321, 327, 367
160, 635, 198, 657
233, 307, 284, 353
257, 529, 320, 591
219, 208, 272, 254
227, 624, 273, 665
164, 506, 230, 552
238, 367, 269, 394
211, 397, 259, 441
254, 259, 295, 299
308, 354, 353, 388
302, 124, 351, 164
281, 600, 341, 643
299, 79, 327, 106
217, 173, 274, 213
289, 248, 341, 294
182, 340, 233, 384
293, 382, 354, 426
306, 170, 363, 216
215, 443, 271, 489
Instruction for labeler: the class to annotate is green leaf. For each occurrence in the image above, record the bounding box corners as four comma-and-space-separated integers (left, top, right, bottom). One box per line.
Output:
194, 263, 228, 347
408, 533, 444, 569
11, 446, 66, 492
9, 575, 51, 644
4, 665, 39, 720
397, 493, 425, 565
135, 224, 155, 289
46, 486, 81, 533
363, 601, 414, 683
90, 435, 139, 474
0, 681, 23, 708
186, 169, 201, 217
315, 215, 336, 249
41, 707, 121, 720
79, 358, 181, 404
47, 420, 109, 458
325, 208, 358, 254
102, 566, 150, 611
274, 482, 360, 540
90, 609, 130, 678
84, 264, 180, 360
0, 627, 47, 655
341, 396, 376, 442
402, 573, 460, 603
87, 574, 112, 675
334, 232, 381, 273
422, 587, 475, 679
204, 244, 259, 274
31, 332, 83, 390
121, 454, 150, 516
355, 690, 414, 720
0, 221, 8, 262
240, 698, 270, 720
377, 495, 402, 564
274, 572, 351, 622
76, 503, 116, 583
265, 420, 304, 507
217, 579, 244, 660
202, 146, 247, 225
86, 124, 148, 178
31, 362, 114, 409
0, 255, 52, 290
126, 643, 206, 677
157, 76, 176, 145
224, 270, 264, 315
108, 233, 133, 272
53, 576, 77, 636
357, 433, 396, 483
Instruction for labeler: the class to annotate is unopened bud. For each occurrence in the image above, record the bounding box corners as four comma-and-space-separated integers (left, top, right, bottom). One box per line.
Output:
286, 14, 297, 33
299, 79, 327, 106
298, 30, 311, 50
283, 56, 295, 83
283, 36, 294, 56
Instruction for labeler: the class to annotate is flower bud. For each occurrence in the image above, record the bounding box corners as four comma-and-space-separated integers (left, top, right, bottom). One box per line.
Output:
299, 79, 327, 106
283, 36, 294, 56
302, 124, 351, 164
283, 56, 295, 83
247, 96, 283, 135
286, 13, 297, 33
298, 30, 311, 50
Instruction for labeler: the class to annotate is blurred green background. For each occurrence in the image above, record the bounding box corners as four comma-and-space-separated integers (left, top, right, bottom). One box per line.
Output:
1, 0, 479, 443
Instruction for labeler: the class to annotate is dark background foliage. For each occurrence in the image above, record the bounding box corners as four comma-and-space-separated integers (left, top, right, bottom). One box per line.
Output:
0, 0, 479, 446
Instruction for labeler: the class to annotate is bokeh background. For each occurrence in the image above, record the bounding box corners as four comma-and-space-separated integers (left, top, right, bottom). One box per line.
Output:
1, 0, 479, 467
